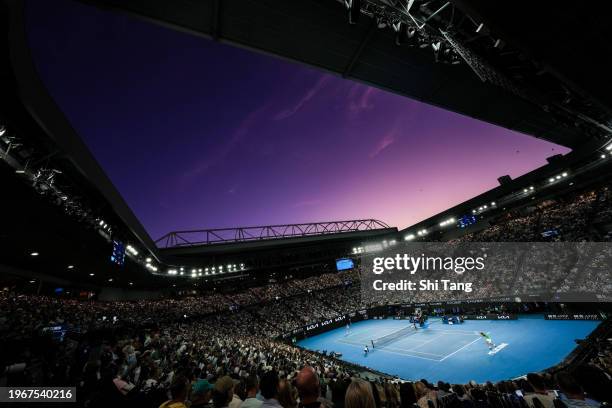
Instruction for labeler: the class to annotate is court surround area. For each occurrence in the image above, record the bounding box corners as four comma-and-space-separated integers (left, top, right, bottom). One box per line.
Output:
297, 315, 599, 383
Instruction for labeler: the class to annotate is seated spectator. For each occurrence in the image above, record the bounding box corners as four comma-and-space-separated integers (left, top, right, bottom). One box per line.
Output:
261, 371, 282, 408
192, 379, 214, 408
242, 375, 263, 408
296, 366, 322, 408
524, 373, 556, 408
278, 379, 298, 408
160, 375, 190, 408
213, 376, 236, 408
345, 378, 376, 408
556, 372, 600, 408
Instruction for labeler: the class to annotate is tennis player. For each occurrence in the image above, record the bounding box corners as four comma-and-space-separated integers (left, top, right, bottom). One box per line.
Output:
480, 332, 496, 350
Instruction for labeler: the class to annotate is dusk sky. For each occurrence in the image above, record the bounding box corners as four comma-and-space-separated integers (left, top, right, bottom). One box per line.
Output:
25, 0, 570, 240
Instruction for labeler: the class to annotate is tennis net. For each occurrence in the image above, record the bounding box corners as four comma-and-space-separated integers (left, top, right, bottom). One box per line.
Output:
372, 325, 415, 348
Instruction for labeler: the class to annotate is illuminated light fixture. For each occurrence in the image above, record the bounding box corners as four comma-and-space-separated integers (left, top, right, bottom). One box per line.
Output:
205, 268, 209, 272
99, 220, 104, 226
168, 269, 177, 275
108, 278, 113, 282
529, 186, 535, 190
556, 175, 561, 180
601, 154, 607, 159
549, 178, 555, 182
523, 188, 528, 193
30, 252, 39, 256
129, 282, 133, 286
439, 217, 456, 227
606, 144, 612, 151
67, 265, 74, 269
561, 172, 568, 177
483, 205, 487, 209
0, 126, 5, 136
404, 234, 415, 241
198, 268, 202, 272
145, 257, 151, 263
29, 280, 36, 283
89, 273, 94, 276
179, 272, 184, 276
475, 23, 484, 33
15, 169, 25, 174
126, 245, 138, 256
180, 267, 184, 271
472, 209, 476, 214
240, 263, 245, 270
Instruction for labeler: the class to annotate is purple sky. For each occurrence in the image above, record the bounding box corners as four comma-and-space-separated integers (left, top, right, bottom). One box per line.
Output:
25, 0, 570, 240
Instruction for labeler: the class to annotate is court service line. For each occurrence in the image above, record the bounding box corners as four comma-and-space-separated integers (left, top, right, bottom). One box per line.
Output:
439, 337, 481, 361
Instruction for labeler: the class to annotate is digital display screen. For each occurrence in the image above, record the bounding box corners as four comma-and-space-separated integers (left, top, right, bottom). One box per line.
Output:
111, 240, 125, 266
336, 258, 354, 271
458, 215, 477, 228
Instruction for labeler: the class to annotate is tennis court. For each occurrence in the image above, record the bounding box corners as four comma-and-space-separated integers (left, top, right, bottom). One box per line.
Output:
338, 324, 483, 361
298, 315, 599, 383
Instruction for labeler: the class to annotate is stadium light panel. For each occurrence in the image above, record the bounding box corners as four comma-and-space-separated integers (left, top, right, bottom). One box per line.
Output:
146, 257, 151, 263
562, 172, 568, 177
602, 154, 607, 159
556, 175, 561, 180
606, 144, 612, 150
549, 178, 555, 182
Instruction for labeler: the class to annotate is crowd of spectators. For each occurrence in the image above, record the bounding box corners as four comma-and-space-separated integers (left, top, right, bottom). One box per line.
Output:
2, 187, 612, 406
1, 288, 610, 408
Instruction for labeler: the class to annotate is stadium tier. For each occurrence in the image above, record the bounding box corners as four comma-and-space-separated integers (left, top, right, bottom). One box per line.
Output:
1, 1, 612, 408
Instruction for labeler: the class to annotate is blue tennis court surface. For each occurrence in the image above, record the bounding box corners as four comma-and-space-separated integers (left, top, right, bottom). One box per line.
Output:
297, 315, 599, 383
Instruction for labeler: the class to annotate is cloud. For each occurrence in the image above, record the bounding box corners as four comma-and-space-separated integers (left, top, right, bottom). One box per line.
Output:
369, 132, 396, 158
274, 76, 330, 120
348, 85, 376, 114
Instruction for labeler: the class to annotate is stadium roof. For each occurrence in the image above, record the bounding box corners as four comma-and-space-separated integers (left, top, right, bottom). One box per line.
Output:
74, 0, 612, 149
3, 0, 612, 289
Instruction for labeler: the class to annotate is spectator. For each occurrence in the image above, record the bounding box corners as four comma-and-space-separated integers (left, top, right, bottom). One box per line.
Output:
295, 366, 321, 408
555, 372, 600, 408
192, 379, 214, 408
160, 375, 190, 408
242, 375, 263, 408
261, 371, 282, 408
345, 379, 376, 408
